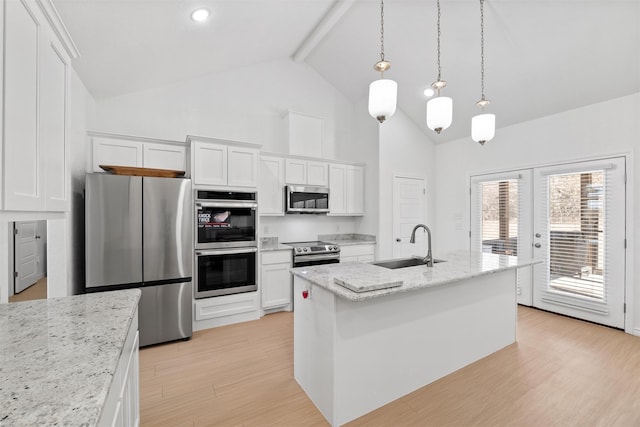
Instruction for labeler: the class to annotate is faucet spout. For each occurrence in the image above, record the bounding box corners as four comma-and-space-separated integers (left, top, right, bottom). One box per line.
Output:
409, 224, 433, 267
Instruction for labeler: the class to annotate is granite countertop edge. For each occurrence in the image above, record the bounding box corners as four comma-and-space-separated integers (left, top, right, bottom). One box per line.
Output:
0, 289, 141, 426
291, 251, 541, 302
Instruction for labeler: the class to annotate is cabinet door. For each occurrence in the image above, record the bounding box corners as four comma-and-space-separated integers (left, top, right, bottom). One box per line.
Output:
41, 38, 69, 211
193, 142, 227, 186
261, 263, 292, 309
228, 147, 258, 187
285, 158, 306, 185
143, 143, 185, 171
329, 164, 347, 214
260, 156, 285, 215
92, 137, 143, 172
4, 0, 43, 210
307, 161, 328, 187
346, 166, 364, 215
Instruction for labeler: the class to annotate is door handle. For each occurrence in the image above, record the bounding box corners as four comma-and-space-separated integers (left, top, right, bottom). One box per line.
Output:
396, 238, 401, 242
534, 243, 541, 248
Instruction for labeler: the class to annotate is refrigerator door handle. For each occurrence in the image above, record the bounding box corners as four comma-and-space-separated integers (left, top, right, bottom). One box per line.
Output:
196, 247, 258, 256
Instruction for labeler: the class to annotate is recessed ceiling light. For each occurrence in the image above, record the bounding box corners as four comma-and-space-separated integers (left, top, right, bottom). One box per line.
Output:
191, 8, 210, 22
424, 88, 435, 97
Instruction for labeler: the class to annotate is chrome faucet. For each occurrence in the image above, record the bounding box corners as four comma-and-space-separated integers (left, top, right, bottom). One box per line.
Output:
409, 224, 433, 267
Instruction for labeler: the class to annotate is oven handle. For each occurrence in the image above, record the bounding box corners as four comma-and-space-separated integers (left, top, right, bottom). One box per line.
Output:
294, 253, 340, 263
196, 247, 258, 256
195, 201, 258, 209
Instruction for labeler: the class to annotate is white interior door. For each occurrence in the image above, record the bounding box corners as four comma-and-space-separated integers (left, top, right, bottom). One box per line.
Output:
14, 221, 43, 293
532, 158, 626, 328
470, 170, 534, 306
392, 176, 427, 258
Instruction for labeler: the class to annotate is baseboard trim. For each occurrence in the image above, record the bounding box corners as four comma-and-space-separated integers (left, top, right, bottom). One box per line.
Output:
633, 328, 640, 337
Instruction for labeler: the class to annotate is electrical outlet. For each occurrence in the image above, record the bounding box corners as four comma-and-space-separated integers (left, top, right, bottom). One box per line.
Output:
263, 225, 269, 234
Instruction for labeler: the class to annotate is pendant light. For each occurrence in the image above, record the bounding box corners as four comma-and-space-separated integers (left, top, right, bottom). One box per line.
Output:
471, 0, 495, 145
426, 0, 452, 134
368, 0, 397, 123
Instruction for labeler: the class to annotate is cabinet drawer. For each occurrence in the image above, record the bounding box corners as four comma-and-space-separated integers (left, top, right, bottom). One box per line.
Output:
262, 250, 292, 265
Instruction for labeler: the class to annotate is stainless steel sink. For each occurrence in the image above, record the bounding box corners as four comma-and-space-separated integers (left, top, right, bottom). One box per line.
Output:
373, 257, 446, 269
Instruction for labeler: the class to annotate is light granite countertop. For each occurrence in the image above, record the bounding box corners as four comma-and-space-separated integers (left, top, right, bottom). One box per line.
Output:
291, 250, 540, 301
0, 289, 141, 426
318, 233, 376, 246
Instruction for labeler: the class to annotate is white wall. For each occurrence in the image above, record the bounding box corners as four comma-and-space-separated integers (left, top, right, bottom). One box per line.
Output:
91, 58, 354, 158
434, 93, 640, 333
67, 68, 95, 295
378, 109, 437, 260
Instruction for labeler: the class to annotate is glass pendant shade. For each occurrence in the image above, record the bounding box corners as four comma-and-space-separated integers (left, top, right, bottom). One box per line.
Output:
368, 78, 398, 123
426, 96, 453, 134
471, 113, 495, 145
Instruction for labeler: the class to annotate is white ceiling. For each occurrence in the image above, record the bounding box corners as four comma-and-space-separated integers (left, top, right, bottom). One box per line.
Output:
54, 0, 640, 143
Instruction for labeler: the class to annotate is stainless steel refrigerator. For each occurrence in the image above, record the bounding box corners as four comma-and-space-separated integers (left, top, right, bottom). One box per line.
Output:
85, 173, 192, 346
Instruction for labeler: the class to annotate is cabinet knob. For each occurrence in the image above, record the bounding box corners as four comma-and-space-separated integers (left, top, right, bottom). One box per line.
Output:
534, 243, 541, 248
302, 289, 309, 299
396, 238, 401, 242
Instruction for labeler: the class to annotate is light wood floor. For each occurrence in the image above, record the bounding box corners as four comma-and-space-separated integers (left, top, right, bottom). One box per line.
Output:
8, 277, 47, 303
140, 307, 640, 426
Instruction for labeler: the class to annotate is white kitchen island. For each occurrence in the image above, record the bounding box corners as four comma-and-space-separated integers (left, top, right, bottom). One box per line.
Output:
291, 250, 538, 426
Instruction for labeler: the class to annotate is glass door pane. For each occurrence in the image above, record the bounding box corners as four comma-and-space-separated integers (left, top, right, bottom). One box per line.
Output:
533, 158, 625, 329
470, 170, 533, 306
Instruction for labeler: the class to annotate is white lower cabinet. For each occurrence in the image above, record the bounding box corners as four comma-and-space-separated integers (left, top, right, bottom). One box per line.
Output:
261, 250, 292, 311
339, 244, 375, 263
99, 309, 139, 427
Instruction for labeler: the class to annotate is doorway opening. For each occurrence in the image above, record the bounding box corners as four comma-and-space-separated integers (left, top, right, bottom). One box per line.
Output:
10, 221, 47, 302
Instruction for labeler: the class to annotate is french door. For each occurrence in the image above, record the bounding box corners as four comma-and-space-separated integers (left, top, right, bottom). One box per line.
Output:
532, 158, 626, 328
471, 157, 626, 329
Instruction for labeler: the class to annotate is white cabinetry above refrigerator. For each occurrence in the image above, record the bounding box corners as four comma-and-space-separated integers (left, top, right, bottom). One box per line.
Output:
90, 132, 186, 173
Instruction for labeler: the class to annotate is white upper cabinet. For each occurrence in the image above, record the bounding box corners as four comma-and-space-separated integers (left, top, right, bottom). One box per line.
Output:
259, 156, 285, 216
328, 163, 364, 216
192, 142, 227, 186
307, 161, 329, 186
91, 133, 186, 173
143, 143, 185, 171
285, 158, 328, 187
189, 136, 260, 188
329, 164, 347, 214
228, 146, 258, 187
3, 0, 77, 212
346, 165, 364, 215
92, 137, 143, 171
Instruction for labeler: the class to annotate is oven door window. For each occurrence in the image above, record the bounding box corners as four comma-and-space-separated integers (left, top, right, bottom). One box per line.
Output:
197, 206, 255, 244
197, 252, 256, 296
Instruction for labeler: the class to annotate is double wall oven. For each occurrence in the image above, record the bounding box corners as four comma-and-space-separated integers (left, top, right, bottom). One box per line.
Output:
194, 190, 258, 298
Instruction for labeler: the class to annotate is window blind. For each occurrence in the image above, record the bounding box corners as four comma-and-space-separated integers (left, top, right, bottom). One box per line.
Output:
537, 169, 609, 303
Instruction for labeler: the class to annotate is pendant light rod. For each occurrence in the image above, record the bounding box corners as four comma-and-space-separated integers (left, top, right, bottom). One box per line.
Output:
477, 0, 489, 108
374, 0, 391, 74
436, 0, 442, 84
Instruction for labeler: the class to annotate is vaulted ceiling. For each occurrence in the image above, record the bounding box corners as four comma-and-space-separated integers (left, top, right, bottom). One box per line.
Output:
54, 0, 640, 142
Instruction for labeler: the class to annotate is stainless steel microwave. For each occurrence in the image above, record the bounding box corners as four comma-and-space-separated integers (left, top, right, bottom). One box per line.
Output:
285, 185, 330, 214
